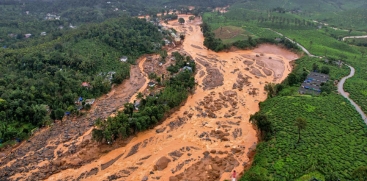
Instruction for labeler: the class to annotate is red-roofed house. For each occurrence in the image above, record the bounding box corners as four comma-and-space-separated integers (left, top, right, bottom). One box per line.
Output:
81, 82, 90, 87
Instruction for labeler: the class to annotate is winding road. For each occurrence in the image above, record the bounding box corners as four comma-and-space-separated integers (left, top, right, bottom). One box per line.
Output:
269, 28, 367, 124
337, 65, 367, 124
267, 28, 313, 57
342, 35, 367, 41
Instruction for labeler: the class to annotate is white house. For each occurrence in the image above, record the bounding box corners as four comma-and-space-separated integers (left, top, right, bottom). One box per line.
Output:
120, 56, 128, 62
148, 82, 156, 87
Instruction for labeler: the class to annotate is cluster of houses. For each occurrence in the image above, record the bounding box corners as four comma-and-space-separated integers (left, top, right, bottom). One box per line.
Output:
45, 13, 60, 20
72, 83, 96, 112
299, 72, 329, 95
168, 29, 183, 45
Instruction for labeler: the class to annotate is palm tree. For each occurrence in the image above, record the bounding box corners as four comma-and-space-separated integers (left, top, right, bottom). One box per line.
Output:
124, 103, 134, 118
295, 117, 307, 143
309, 40, 313, 50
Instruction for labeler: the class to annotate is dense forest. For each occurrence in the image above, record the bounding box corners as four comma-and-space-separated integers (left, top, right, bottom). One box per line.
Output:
0, 17, 163, 143
92, 52, 196, 143
0, 0, 236, 47
0, 0, 232, 147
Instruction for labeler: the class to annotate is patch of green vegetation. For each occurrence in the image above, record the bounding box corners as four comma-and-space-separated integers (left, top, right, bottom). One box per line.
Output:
345, 38, 367, 47
241, 55, 367, 180
273, 28, 360, 57
68, 39, 123, 72
295, 171, 325, 181
203, 11, 282, 39
213, 26, 251, 44
314, 5, 367, 31
230, 0, 366, 14
0, 17, 163, 143
92, 53, 196, 143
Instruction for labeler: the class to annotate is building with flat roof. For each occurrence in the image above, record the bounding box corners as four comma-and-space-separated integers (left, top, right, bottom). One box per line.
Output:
299, 72, 329, 95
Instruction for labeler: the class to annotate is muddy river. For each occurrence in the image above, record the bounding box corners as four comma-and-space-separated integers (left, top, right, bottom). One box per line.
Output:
1, 15, 298, 181
46, 15, 298, 181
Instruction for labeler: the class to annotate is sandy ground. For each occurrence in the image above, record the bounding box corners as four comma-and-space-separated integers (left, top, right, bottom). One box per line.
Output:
44, 16, 298, 181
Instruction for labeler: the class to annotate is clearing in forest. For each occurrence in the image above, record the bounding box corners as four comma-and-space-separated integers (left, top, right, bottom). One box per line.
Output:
213, 26, 252, 44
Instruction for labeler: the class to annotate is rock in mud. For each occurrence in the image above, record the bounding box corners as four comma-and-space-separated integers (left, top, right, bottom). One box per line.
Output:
203, 151, 210, 158
156, 127, 166, 133
85, 167, 99, 178
231, 148, 242, 154
141, 176, 148, 181
154, 156, 171, 171
169, 176, 179, 181
169, 150, 183, 158
223, 90, 237, 97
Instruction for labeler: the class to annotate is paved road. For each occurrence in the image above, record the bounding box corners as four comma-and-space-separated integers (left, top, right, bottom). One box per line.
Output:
269, 28, 367, 124
342, 35, 367, 41
337, 65, 367, 124
267, 28, 314, 57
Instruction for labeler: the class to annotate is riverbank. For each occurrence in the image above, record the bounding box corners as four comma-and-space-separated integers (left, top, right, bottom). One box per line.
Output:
44, 15, 298, 181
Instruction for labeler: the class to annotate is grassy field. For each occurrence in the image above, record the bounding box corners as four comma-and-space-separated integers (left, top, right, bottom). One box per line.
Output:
213, 26, 251, 44
203, 13, 281, 40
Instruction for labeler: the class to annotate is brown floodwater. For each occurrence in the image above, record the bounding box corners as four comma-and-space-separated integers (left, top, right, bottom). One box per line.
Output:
45, 15, 299, 181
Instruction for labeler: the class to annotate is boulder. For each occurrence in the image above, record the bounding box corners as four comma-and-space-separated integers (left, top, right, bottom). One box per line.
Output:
231, 148, 242, 154
156, 127, 166, 133
203, 151, 210, 157
154, 156, 171, 171
169, 176, 179, 181
141, 176, 148, 181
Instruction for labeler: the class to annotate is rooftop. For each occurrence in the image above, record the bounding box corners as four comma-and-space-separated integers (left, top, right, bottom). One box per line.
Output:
148, 82, 156, 87
81, 82, 90, 87
299, 72, 329, 95
120, 56, 128, 62
307, 72, 329, 82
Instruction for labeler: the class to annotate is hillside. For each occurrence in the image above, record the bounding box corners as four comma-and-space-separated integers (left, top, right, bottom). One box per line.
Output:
315, 4, 367, 30
231, 0, 366, 13
1, 0, 367, 180
0, 17, 162, 143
